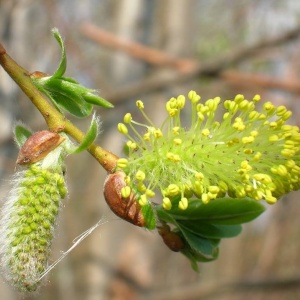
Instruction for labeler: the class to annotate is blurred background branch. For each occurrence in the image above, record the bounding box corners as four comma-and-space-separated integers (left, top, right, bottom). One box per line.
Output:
142, 276, 300, 300
80, 23, 300, 103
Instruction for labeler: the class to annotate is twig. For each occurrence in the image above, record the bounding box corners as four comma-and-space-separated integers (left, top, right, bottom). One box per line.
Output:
0, 43, 118, 173
93, 26, 300, 103
80, 22, 196, 73
141, 276, 300, 300
221, 70, 300, 94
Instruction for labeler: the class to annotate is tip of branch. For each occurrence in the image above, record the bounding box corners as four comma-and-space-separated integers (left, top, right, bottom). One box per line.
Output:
0, 43, 6, 55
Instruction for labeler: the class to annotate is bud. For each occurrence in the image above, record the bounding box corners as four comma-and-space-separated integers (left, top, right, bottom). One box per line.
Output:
157, 224, 185, 252
16, 130, 65, 165
103, 171, 146, 227
30, 29, 113, 118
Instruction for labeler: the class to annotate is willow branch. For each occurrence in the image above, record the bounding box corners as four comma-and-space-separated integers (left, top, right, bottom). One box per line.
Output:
99, 26, 300, 103
141, 276, 300, 300
0, 43, 118, 173
221, 70, 300, 94
81, 22, 195, 72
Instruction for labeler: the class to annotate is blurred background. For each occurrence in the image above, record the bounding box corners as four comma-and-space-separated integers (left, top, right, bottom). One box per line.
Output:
1, 0, 300, 299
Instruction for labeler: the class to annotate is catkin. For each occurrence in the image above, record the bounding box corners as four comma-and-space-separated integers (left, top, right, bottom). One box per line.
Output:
0, 163, 67, 292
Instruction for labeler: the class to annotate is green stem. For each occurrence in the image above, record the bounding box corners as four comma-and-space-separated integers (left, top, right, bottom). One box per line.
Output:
0, 43, 118, 173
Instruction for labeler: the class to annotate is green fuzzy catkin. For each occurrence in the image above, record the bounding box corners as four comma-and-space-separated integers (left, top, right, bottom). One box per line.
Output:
0, 160, 67, 291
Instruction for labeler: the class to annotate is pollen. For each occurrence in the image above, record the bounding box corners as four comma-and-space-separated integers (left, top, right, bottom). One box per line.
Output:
188, 90, 201, 103
162, 197, 172, 210
121, 186, 131, 198
145, 189, 155, 198
178, 197, 188, 210
173, 138, 182, 145
136, 100, 144, 109
118, 123, 128, 135
135, 170, 146, 181
139, 194, 148, 206
172, 127, 180, 135
124, 113, 132, 124
201, 129, 210, 136
117, 158, 128, 169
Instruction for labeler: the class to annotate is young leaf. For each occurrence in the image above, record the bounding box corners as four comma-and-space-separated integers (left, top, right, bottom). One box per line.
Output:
180, 247, 201, 272
180, 243, 219, 272
73, 114, 99, 153
51, 28, 67, 78
83, 92, 114, 109
156, 207, 178, 225
141, 203, 156, 230
33, 76, 113, 117
176, 223, 220, 260
156, 205, 223, 271
157, 202, 243, 238
30, 28, 114, 117
160, 197, 265, 225
178, 221, 242, 239
39, 78, 93, 117
14, 124, 32, 148
157, 209, 220, 259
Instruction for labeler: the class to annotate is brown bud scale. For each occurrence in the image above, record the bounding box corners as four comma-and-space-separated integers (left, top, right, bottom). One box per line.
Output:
29, 71, 48, 79
17, 130, 65, 165
158, 224, 185, 252
103, 170, 145, 227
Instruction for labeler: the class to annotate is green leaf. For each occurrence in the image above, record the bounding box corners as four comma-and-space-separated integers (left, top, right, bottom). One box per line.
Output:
157, 209, 219, 259
122, 143, 130, 156
52, 28, 67, 78
49, 90, 93, 117
159, 197, 265, 225
180, 247, 201, 272
35, 85, 64, 113
155, 197, 264, 271
40, 78, 93, 117
157, 204, 242, 238
61, 76, 79, 84
14, 124, 32, 148
156, 207, 177, 224
177, 224, 219, 271
141, 203, 156, 230
178, 221, 242, 239
180, 243, 218, 271
156, 207, 221, 270
83, 92, 114, 108
30, 28, 114, 116
73, 114, 99, 153
177, 223, 220, 259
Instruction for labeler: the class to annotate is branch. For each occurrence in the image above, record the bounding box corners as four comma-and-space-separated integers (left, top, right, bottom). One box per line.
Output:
93, 26, 300, 103
0, 43, 118, 173
221, 70, 300, 94
81, 22, 196, 73
141, 276, 300, 300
